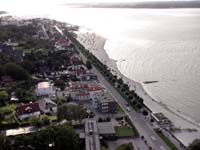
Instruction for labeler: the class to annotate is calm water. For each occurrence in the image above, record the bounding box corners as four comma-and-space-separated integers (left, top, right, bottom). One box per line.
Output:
3, 7, 200, 125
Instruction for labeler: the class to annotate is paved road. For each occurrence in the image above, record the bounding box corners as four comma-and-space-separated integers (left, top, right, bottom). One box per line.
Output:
79, 52, 171, 150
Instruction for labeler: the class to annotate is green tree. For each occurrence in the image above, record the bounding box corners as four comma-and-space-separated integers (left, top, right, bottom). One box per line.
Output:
0, 91, 8, 105
0, 112, 5, 125
54, 80, 66, 91
0, 135, 11, 150
29, 116, 41, 127
0, 124, 79, 150
41, 115, 50, 126
57, 104, 87, 121
188, 139, 200, 150
86, 60, 92, 70
131, 100, 137, 106
142, 110, 149, 116
136, 103, 142, 110
4, 63, 30, 80
21, 60, 35, 73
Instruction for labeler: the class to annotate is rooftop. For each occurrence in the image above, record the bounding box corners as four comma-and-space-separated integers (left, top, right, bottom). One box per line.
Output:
6, 126, 36, 136
37, 82, 50, 89
95, 91, 115, 103
16, 102, 40, 116
97, 122, 115, 135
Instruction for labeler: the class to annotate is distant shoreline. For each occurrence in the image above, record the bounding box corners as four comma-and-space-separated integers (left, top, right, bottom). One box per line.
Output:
0, 11, 7, 15
65, 1, 200, 9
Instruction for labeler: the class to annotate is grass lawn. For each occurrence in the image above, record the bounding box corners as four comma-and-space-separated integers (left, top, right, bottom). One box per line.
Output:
115, 126, 135, 137
2, 113, 16, 124
154, 129, 177, 150
40, 115, 57, 122
48, 115, 57, 121
101, 146, 108, 150
117, 143, 134, 150
116, 104, 124, 114
0, 104, 17, 113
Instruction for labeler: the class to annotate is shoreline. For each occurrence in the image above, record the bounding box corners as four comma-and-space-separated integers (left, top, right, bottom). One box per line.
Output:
76, 31, 200, 146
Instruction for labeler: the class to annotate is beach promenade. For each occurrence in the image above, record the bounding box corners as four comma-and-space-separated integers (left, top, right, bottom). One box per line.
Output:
79, 51, 172, 150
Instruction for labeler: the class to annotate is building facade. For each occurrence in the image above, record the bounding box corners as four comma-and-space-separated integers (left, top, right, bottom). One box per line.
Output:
35, 82, 55, 97
94, 91, 117, 113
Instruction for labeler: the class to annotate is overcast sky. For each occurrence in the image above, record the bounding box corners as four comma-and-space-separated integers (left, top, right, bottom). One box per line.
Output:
0, 0, 195, 14
0, 0, 194, 5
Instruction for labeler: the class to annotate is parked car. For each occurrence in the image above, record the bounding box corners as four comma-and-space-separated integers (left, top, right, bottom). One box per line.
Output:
126, 106, 130, 112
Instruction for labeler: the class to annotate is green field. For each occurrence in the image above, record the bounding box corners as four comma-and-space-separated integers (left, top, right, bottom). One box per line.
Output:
115, 126, 135, 137
101, 146, 108, 150
116, 104, 125, 114
117, 143, 134, 150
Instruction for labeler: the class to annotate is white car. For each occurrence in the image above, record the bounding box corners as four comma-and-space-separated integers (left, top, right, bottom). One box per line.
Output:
126, 106, 131, 112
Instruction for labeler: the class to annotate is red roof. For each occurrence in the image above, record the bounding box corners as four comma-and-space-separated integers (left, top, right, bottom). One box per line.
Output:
55, 38, 69, 46
69, 82, 88, 90
16, 103, 40, 117
87, 86, 104, 91
70, 81, 104, 92
76, 69, 87, 76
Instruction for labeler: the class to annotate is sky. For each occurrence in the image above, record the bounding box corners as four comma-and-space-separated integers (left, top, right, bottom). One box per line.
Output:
0, 0, 196, 15
0, 0, 194, 6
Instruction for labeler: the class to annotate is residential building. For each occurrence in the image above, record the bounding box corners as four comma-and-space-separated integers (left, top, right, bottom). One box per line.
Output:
69, 81, 104, 101
69, 82, 90, 101
37, 98, 57, 115
35, 82, 55, 97
67, 54, 85, 71
15, 103, 41, 120
54, 38, 70, 50
97, 122, 116, 138
94, 91, 117, 113
79, 73, 98, 82
10, 92, 19, 102
71, 89, 90, 101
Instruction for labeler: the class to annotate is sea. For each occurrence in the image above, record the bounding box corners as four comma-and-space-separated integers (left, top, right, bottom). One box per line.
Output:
1, 4, 200, 145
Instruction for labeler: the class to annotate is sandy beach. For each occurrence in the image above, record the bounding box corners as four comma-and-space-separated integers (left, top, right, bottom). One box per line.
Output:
77, 31, 200, 146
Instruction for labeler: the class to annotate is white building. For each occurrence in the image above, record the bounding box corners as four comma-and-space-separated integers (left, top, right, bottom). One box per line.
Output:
35, 82, 55, 97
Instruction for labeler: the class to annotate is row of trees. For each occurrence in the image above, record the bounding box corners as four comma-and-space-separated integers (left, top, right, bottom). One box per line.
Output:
0, 124, 80, 150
